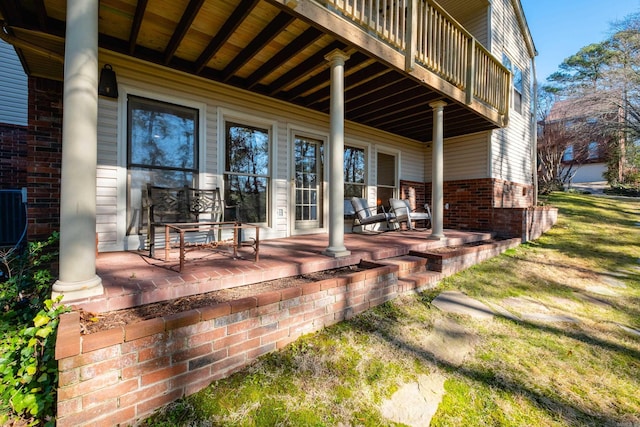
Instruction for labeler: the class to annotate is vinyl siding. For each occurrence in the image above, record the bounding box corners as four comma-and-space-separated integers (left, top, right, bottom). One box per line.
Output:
96, 53, 424, 251
0, 40, 28, 126
424, 132, 490, 182
96, 98, 119, 249
489, 0, 534, 185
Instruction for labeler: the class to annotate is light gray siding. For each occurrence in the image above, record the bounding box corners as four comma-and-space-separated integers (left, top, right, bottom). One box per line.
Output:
0, 40, 28, 126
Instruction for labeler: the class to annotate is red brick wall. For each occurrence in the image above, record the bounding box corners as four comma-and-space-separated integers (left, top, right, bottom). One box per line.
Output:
0, 123, 28, 189
492, 206, 558, 241
401, 178, 536, 233
55, 263, 402, 426
26, 77, 63, 240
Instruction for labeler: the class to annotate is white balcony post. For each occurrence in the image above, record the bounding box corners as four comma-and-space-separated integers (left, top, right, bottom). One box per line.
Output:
52, 0, 103, 300
323, 49, 351, 258
429, 100, 447, 239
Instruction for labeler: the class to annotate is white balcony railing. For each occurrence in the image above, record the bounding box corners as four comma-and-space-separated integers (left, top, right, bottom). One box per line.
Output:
318, 0, 510, 115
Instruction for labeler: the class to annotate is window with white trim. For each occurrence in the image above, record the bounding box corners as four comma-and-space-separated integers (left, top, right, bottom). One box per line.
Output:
503, 54, 523, 114
376, 152, 396, 210
127, 95, 198, 235
224, 122, 270, 223
344, 146, 366, 199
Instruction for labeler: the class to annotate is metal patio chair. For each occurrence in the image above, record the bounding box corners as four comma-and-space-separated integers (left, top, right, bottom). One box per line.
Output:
350, 197, 395, 233
389, 198, 431, 230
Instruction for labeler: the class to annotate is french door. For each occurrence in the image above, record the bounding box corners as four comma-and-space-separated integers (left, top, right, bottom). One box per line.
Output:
293, 136, 323, 231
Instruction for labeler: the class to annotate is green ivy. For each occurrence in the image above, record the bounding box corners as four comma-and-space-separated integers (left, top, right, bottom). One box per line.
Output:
1, 232, 59, 322
0, 234, 68, 426
0, 298, 68, 426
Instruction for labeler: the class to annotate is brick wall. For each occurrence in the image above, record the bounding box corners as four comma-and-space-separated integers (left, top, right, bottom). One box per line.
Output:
26, 77, 63, 240
0, 123, 28, 189
492, 206, 558, 241
400, 178, 536, 233
55, 262, 406, 427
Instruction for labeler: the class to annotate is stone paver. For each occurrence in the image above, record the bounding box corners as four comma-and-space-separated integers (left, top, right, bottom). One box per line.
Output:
586, 285, 621, 296
385, 270, 629, 426
618, 324, 640, 337
600, 276, 627, 288
421, 317, 479, 366
521, 313, 580, 323
431, 291, 495, 319
484, 301, 521, 321
380, 372, 446, 427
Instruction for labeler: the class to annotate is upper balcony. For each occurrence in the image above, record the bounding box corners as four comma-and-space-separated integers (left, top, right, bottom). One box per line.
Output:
0, 0, 510, 142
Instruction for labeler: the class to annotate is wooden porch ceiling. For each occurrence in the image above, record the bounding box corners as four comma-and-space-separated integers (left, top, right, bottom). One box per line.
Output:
0, 0, 499, 143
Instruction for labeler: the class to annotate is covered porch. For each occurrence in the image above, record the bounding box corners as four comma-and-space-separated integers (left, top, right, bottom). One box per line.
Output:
75, 228, 497, 314
0, 0, 514, 302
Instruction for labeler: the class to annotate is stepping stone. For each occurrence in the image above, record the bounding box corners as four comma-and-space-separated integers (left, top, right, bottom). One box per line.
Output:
420, 317, 479, 366
484, 301, 520, 321
574, 292, 612, 308
618, 324, 640, 337
586, 285, 620, 296
600, 276, 627, 288
432, 291, 494, 320
521, 313, 579, 323
500, 296, 551, 313
380, 372, 446, 427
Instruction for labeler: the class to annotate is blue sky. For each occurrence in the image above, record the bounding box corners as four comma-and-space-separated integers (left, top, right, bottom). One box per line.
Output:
520, 0, 640, 83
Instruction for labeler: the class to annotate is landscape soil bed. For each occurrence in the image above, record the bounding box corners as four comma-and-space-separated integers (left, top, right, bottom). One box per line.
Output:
80, 265, 368, 334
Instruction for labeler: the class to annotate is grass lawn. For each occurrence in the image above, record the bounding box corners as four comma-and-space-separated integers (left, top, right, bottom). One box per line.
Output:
144, 192, 640, 426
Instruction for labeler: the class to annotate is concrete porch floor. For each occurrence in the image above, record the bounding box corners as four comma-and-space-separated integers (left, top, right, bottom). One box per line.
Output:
71, 229, 495, 314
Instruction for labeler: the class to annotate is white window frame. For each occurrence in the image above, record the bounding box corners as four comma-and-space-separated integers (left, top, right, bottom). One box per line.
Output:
217, 108, 277, 227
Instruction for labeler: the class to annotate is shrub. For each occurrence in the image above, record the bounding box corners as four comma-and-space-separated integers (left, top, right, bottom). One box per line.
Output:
0, 233, 68, 426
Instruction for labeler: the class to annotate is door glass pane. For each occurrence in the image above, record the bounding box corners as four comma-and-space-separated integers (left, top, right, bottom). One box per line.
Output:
294, 137, 323, 226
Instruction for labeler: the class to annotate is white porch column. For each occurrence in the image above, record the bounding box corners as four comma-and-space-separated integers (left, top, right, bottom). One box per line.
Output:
323, 50, 351, 258
429, 101, 447, 239
52, 0, 103, 299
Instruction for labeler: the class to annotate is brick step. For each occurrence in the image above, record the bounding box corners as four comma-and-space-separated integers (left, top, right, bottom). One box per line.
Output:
409, 237, 521, 275
397, 271, 442, 293
376, 255, 428, 278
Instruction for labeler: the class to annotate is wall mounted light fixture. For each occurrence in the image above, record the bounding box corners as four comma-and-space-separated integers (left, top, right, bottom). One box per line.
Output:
98, 64, 118, 98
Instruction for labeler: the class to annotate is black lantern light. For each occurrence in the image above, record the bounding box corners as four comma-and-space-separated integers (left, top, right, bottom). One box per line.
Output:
98, 64, 118, 98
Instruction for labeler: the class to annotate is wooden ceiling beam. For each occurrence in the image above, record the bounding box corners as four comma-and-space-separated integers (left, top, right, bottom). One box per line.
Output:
195, 0, 259, 74
245, 26, 323, 90
358, 99, 434, 128
163, 0, 206, 65
266, 40, 346, 96
304, 61, 389, 106
32, 0, 48, 31
347, 85, 431, 120
221, 11, 294, 82
313, 75, 415, 114
129, 0, 148, 55
287, 51, 369, 102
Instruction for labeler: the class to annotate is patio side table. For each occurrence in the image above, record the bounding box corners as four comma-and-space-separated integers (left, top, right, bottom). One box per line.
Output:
164, 221, 259, 271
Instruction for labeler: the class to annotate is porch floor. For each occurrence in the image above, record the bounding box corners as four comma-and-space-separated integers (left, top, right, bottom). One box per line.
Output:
76, 229, 495, 314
